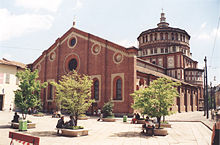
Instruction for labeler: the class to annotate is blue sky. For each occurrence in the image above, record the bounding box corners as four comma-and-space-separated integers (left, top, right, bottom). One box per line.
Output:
0, 0, 219, 85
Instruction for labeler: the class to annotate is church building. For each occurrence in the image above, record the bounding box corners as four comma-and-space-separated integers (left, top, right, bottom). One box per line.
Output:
30, 13, 204, 115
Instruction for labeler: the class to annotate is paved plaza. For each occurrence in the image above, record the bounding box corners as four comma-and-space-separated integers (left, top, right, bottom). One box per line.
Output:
0, 111, 213, 145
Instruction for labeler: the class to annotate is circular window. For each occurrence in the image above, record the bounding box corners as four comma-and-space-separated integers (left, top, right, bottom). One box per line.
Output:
70, 38, 76, 47
49, 52, 56, 61
113, 53, 123, 64
68, 58, 77, 71
91, 44, 101, 55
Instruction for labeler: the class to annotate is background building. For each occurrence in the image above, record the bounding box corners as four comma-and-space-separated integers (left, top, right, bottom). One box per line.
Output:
0, 58, 26, 111
30, 13, 203, 115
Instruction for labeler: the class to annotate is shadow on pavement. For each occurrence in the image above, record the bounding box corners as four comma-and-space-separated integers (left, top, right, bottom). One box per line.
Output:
28, 131, 58, 137
0, 124, 11, 128
110, 131, 151, 139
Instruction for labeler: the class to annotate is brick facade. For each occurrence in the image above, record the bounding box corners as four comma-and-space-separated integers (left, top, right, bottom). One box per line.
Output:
31, 13, 203, 115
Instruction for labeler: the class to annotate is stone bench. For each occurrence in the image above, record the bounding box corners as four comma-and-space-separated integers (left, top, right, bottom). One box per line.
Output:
59, 129, 88, 137
10, 122, 36, 129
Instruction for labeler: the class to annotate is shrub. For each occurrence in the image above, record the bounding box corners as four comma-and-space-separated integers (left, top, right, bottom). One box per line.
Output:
66, 126, 84, 130
102, 101, 114, 118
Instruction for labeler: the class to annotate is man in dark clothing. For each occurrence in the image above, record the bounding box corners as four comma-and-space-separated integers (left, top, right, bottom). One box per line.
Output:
136, 113, 140, 120
12, 112, 19, 123
65, 115, 75, 127
56, 116, 65, 134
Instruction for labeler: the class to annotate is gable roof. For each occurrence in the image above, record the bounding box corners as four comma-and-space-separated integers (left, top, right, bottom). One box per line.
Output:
32, 27, 137, 66
0, 58, 26, 69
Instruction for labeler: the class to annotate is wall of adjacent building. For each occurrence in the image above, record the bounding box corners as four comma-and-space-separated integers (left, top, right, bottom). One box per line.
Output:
0, 64, 19, 111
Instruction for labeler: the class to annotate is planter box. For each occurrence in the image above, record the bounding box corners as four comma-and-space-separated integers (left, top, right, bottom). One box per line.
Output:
61, 129, 88, 137
33, 114, 44, 117
154, 128, 168, 136
137, 120, 145, 124
78, 116, 89, 120
11, 122, 36, 129
155, 123, 171, 128
102, 118, 116, 122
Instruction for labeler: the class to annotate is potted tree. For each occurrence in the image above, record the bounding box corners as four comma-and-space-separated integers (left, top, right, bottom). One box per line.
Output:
51, 71, 94, 137
14, 69, 47, 130
102, 101, 116, 122
132, 77, 180, 136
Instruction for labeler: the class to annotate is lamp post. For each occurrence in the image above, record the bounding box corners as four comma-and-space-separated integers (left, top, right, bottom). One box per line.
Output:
204, 56, 209, 119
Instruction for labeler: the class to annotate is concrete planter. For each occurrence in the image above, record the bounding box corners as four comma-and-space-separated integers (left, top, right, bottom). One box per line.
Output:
78, 116, 89, 120
33, 114, 44, 117
61, 129, 88, 137
102, 118, 116, 122
154, 128, 168, 136
11, 122, 36, 129
155, 123, 171, 128
137, 120, 145, 124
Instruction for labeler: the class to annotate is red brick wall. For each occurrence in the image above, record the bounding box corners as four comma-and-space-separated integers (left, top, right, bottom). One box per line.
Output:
32, 27, 137, 114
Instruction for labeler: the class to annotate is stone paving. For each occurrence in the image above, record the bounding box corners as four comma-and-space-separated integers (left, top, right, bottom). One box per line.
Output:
0, 111, 213, 145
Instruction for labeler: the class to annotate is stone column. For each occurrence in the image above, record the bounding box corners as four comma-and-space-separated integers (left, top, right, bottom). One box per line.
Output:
192, 90, 197, 111
179, 87, 185, 112
186, 88, 191, 112
172, 96, 178, 112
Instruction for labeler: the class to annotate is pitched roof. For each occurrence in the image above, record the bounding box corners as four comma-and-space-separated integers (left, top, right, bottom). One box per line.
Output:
0, 58, 26, 69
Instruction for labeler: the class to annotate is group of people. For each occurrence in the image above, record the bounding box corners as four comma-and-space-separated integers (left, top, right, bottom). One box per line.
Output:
131, 112, 155, 136
56, 115, 75, 134
142, 116, 155, 136
131, 112, 140, 124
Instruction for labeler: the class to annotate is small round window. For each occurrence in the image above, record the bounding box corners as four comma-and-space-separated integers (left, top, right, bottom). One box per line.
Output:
70, 38, 76, 47
68, 59, 77, 71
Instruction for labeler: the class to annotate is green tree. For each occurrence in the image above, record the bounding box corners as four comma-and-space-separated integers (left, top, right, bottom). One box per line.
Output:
102, 101, 114, 118
14, 69, 47, 120
131, 77, 180, 128
51, 71, 94, 126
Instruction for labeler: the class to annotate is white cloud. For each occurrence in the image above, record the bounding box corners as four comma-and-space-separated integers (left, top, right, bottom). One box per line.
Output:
211, 28, 220, 38
73, 0, 83, 10
15, 0, 62, 12
200, 22, 207, 29
197, 33, 211, 40
117, 39, 138, 47
197, 28, 220, 40
0, 8, 54, 41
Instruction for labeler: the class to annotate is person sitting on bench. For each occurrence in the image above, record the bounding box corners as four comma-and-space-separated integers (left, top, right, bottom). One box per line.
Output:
11, 112, 20, 123
142, 116, 155, 136
56, 116, 65, 134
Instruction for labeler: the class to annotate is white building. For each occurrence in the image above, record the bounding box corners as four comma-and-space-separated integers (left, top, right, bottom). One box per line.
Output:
0, 58, 25, 111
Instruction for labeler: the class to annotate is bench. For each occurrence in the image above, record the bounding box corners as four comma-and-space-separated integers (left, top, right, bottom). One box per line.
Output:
56, 128, 88, 137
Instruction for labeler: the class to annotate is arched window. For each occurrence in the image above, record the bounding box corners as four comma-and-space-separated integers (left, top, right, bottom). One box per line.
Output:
160, 33, 163, 40
155, 33, 157, 41
171, 33, 174, 40
94, 80, 99, 100
150, 34, 153, 41
165, 33, 168, 40
176, 33, 178, 40
116, 79, 122, 100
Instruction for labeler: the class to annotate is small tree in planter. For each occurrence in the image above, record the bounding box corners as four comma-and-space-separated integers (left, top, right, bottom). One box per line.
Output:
51, 71, 94, 127
14, 69, 47, 120
102, 101, 114, 118
131, 77, 180, 129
